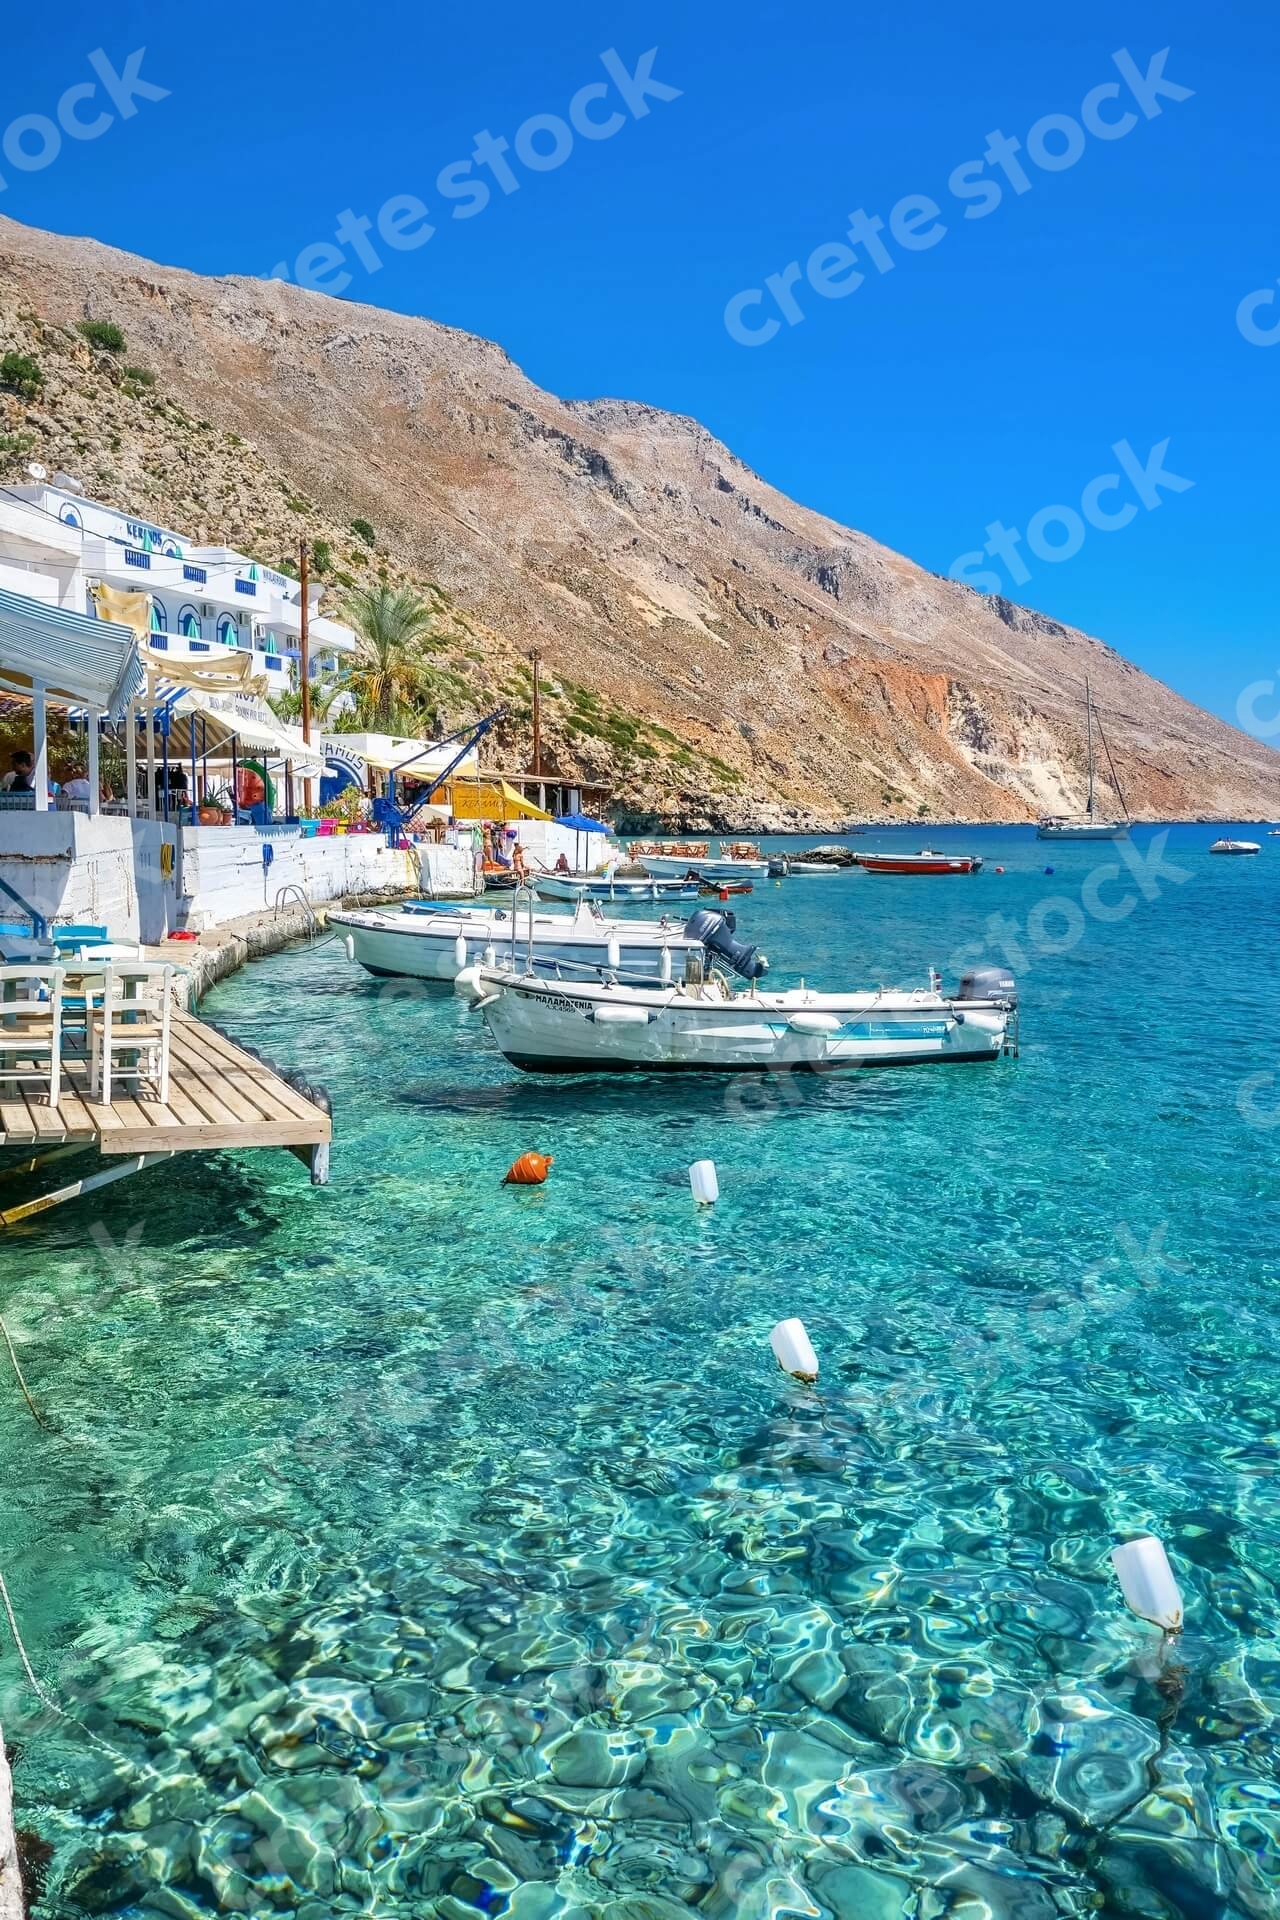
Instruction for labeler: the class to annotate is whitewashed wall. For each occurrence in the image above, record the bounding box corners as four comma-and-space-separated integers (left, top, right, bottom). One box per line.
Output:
513, 821, 622, 870
0, 812, 178, 943
0, 818, 478, 943
177, 828, 477, 929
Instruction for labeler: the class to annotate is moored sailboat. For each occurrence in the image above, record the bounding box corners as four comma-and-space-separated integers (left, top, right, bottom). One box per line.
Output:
1038, 678, 1130, 839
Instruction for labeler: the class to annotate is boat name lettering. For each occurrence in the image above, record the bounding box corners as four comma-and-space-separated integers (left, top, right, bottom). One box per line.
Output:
532, 993, 594, 1013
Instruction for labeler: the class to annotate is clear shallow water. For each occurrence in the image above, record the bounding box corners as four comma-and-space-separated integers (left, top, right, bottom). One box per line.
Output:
3, 824, 1280, 1917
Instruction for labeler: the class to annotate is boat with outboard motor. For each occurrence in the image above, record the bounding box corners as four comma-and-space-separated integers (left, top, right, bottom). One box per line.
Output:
1209, 839, 1261, 855
631, 840, 771, 880
853, 848, 983, 875
330, 898, 766, 986
465, 962, 1017, 1075
533, 873, 700, 903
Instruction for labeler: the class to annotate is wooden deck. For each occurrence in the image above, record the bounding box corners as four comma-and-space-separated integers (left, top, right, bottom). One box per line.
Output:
0, 1010, 331, 1156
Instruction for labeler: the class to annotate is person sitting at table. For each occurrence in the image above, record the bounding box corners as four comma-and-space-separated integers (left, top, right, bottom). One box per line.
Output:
2, 751, 33, 793
61, 764, 93, 804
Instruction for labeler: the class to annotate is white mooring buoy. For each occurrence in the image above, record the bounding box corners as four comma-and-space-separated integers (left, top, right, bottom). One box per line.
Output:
1111, 1536, 1183, 1632
770, 1317, 818, 1383
689, 1159, 719, 1205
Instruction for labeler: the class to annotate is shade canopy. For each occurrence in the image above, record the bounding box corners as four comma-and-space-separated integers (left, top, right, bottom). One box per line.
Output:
556, 812, 610, 832
0, 585, 143, 717
321, 731, 480, 776
152, 682, 325, 775
446, 777, 552, 822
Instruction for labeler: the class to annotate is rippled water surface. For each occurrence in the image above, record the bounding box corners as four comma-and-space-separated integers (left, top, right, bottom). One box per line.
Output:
4, 825, 1280, 1918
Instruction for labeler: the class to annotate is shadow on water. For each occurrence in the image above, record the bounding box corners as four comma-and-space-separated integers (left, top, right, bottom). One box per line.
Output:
392, 1068, 930, 1123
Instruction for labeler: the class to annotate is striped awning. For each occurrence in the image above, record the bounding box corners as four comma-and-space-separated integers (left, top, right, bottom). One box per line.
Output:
0, 585, 144, 717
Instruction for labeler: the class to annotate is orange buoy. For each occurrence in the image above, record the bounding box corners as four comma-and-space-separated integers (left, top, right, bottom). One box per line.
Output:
503, 1151, 554, 1186
719, 887, 730, 901
995, 865, 1005, 873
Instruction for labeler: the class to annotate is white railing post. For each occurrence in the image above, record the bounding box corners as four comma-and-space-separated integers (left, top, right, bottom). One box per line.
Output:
87, 711, 101, 818
125, 703, 137, 819
32, 680, 48, 812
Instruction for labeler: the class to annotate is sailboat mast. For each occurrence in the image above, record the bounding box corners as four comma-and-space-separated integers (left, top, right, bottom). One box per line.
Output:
1084, 677, 1095, 818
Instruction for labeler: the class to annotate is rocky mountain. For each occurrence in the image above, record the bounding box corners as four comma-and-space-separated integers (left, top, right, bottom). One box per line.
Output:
0, 213, 1274, 826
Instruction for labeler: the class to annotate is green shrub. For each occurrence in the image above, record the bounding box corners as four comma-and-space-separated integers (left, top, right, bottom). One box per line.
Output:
76, 320, 126, 353
351, 518, 375, 547
311, 538, 332, 574
122, 365, 155, 386
0, 352, 43, 399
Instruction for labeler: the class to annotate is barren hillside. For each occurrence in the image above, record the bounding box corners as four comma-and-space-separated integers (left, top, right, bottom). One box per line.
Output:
0, 214, 1274, 826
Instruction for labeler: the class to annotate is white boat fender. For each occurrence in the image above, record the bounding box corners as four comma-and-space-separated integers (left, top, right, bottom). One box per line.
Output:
606, 934, 621, 969
689, 1159, 718, 1204
1111, 1536, 1183, 1632
483, 943, 497, 968
787, 1010, 841, 1034
659, 945, 672, 985
770, 1318, 819, 1383
589, 1003, 652, 1025
454, 933, 468, 969
453, 963, 486, 1001
344, 935, 355, 962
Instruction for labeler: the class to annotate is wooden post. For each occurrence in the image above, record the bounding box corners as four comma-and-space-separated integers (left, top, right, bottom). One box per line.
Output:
530, 648, 541, 777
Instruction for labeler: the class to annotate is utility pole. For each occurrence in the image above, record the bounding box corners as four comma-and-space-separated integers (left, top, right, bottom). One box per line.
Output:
300, 539, 313, 814
530, 647, 541, 776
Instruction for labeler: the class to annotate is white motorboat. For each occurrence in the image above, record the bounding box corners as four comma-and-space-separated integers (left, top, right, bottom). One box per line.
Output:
1209, 839, 1260, 855
471, 965, 1017, 1075
1038, 677, 1130, 840
533, 873, 700, 903
631, 839, 771, 880
330, 900, 767, 987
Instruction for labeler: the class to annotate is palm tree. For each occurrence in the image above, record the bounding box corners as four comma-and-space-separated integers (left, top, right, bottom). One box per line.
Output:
342, 586, 438, 730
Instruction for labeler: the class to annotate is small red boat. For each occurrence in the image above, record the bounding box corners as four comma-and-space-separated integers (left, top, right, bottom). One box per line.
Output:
854, 848, 983, 875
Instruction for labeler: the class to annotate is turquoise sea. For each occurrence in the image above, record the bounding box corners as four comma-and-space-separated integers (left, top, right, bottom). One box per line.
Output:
3, 823, 1280, 1918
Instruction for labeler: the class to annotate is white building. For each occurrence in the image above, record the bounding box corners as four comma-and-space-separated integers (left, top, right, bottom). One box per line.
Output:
3, 480, 356, 688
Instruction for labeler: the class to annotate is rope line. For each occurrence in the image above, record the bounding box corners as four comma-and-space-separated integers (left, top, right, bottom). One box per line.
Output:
0, 1570, 67, 1725
0, 1318, 54, 1432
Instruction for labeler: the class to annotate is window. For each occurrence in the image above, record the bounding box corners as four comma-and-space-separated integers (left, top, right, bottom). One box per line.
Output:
183, 564, 207, 585
178, 606, 201, 639
234, 577, 257, 597
59, 505, 82, 529
150, 598, 168, 633
123, 548, 150, 570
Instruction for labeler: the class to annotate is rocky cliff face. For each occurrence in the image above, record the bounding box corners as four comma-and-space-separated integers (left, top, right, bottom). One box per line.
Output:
0, 214, 1274, 825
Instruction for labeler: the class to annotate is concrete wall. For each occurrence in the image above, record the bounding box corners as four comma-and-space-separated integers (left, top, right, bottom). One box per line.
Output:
513, 821, 621, 870
177, 828, 477, 928
0, 818, 479, 942
0, 810, 179, 942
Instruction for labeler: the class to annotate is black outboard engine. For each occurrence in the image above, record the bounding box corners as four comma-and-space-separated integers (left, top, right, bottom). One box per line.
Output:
683, 908, 769, 981
956, 965, 1017, 1006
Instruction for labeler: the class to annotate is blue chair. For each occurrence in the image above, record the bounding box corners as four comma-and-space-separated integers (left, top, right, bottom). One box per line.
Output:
52, 924, 109, 948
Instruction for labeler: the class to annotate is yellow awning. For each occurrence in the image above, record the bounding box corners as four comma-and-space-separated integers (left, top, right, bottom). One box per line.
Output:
445, 777, 551, 822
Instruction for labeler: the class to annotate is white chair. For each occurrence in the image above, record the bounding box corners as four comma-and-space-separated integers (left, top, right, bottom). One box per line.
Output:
0, 964, 64, 1107
88, 963, 173, 1106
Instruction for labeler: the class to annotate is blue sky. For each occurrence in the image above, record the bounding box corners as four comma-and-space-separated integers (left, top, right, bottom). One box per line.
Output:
4, 0, 1279, 741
